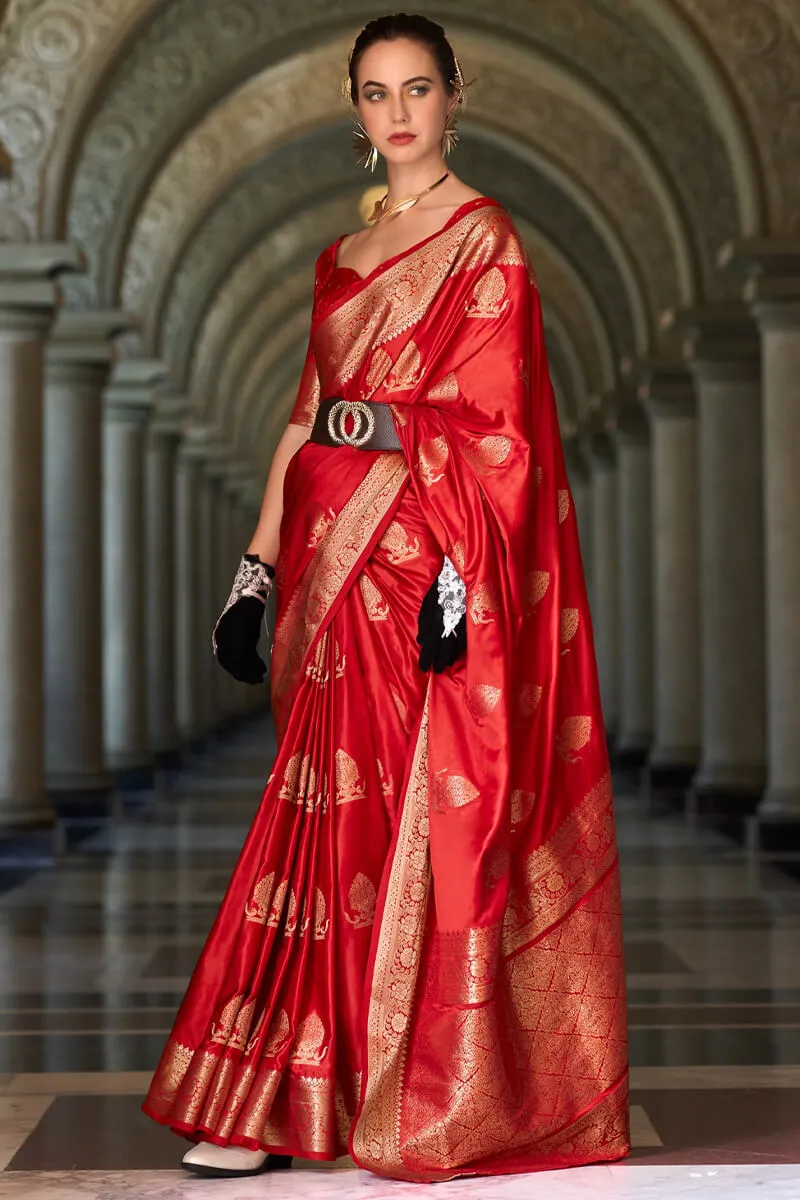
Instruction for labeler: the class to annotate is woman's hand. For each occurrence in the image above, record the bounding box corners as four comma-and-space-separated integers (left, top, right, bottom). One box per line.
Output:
213, 555, 275, 685
416, 556, 467, 673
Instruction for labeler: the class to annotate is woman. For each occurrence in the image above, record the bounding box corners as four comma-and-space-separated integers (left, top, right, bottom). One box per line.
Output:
143, 13, 630, 1183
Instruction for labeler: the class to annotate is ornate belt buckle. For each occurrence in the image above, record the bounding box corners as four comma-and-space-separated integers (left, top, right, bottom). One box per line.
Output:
327, 399, 376, 447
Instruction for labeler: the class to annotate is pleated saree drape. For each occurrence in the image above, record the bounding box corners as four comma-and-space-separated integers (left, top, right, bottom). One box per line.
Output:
143, 197, 630, 1181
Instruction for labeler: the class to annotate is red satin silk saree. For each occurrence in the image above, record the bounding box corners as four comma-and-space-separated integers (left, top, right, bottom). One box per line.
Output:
143, 197, 630, 1180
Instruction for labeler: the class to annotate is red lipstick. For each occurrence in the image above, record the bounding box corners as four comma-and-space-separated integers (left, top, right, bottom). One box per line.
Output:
388, 133, 416, 144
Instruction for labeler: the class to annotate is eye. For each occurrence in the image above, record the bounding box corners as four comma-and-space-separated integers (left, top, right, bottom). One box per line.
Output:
409, 86, 430, 96
365, 90, 384, 101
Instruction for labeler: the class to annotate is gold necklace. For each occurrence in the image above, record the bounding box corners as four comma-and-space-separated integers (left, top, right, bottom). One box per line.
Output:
368, 170, 450, 225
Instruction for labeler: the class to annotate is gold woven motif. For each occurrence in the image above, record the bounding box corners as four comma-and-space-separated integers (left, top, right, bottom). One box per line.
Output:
346, 872, 377, 927
335, 747, 367, 805
385, 340, 424, 393
556, 715, 594, 763
458, 434, 513, 474
267, 880, 289, 928
244, 871, 275, 924
426, 371, 459, 402
465, 267, 509, 319
264, 1008, 291, 1057
363, 347, 393, 396
288, 1012, 328, 1066
359, 572, 390, 621
307, 505, 336, 550
465, 683, 503, 719
510, 788, 537, 827
377, 519, 421, 564
432, 768, 480, 811
210, 994, 256, 1051
279, 751, 329, 812
417, 436, 449, 487
515, 682, 543, 719
377, 757, 395, 799
561, 608, 580, 650
524, 569, 551, 613
469, 579, 500, 625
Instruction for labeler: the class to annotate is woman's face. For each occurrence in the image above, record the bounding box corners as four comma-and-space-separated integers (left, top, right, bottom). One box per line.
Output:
355, 37, 455, 164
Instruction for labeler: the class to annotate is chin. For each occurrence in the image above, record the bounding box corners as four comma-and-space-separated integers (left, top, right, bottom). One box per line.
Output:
383, 141, 432, 162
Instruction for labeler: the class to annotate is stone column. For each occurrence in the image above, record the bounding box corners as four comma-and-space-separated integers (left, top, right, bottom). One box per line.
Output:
197, 461, 222, 733
673, 308, 766, 809
718, 243, 800, 822
612, 401, 653, 765
640, 366, 701, 785
205, 458, 238, 728
563, 434, 593, 599
0, 244, 81, 830
146, 396, 189, 765
44, 312, 133, 811
103, 360, 165, 787
588, 427, 620, 740
223, 472, 259, 719
757, 296, 800, 817
174, 440, 205, 747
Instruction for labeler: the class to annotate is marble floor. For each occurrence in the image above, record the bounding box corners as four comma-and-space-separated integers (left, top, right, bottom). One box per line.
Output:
1, 717, 799, 1198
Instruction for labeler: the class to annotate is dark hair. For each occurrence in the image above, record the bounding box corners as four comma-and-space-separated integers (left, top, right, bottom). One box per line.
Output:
347, 13, 459, 104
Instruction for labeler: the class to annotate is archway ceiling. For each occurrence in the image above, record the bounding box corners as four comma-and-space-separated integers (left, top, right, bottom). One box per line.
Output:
4, 0, 800, 253
212, 213, 610, 462
59, 4, 746, 312
151, 130, 644, 401
112, 29, 710, 335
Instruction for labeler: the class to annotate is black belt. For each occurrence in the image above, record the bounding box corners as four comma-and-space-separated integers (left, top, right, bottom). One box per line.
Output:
309, 397, 402, 451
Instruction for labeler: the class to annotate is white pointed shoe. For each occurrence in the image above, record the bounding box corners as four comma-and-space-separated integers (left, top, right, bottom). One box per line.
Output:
182, 1142, 273, 1178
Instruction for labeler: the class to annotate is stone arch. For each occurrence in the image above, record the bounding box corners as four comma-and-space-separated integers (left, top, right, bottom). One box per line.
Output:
111, 28, 700, 327
2, 0, 786, 251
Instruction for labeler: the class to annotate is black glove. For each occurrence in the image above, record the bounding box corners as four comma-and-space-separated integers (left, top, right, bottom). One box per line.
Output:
212, 554, 275, 685
416, 557, 467, 673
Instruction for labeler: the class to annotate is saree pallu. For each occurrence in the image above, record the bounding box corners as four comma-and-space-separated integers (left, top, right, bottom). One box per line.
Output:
143, 197, 630, 1181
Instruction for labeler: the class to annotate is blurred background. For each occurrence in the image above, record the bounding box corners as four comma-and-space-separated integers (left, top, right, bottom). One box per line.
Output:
0, 1, 799, 1195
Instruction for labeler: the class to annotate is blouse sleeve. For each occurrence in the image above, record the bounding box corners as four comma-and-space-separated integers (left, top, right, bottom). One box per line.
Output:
287, 247, 334, 429
287, 336, 321, 428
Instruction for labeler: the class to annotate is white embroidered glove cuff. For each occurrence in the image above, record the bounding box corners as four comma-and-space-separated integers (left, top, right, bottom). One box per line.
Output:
437, 554, 466, 638
212, 555, 274, 654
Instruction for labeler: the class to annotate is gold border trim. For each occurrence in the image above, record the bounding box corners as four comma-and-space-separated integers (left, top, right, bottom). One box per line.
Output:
272, 453, 408, 719
351, 682, 432, 1174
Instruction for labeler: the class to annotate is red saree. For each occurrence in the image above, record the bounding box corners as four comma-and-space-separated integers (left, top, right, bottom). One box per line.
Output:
143, 197, 630, 1180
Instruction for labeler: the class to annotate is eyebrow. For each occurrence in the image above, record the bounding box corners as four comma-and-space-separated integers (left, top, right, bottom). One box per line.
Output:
361, 76, 435, 89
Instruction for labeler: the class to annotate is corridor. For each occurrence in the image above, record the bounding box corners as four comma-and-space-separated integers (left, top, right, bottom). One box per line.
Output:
0, 718, 798, 1198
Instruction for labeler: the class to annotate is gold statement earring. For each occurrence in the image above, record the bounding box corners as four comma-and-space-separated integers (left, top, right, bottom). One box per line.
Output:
341, 71, 378, 172
442, 55, 471, 158
353, 120, 378, 172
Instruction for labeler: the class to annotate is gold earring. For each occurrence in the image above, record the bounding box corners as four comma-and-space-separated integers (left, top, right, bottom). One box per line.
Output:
442, 110, 459, 157
353, 120, 378, 172
442, 54, 470, 156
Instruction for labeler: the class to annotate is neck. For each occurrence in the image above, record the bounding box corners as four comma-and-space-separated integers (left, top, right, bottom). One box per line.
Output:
384, 151, 449, 205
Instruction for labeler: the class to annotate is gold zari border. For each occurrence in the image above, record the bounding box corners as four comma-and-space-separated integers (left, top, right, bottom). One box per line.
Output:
350, 684, 432, 1174
272, 452, 409, 721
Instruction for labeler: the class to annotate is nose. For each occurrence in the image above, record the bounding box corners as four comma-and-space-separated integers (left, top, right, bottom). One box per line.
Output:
390, 91, 410, 124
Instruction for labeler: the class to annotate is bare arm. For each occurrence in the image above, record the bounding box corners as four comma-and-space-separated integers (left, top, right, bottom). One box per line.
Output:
245, 421, 312, 566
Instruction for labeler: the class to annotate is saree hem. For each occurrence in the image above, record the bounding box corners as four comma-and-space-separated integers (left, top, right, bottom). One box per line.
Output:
140, 1102, 347, 1162
352, 1142, 632, 1184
